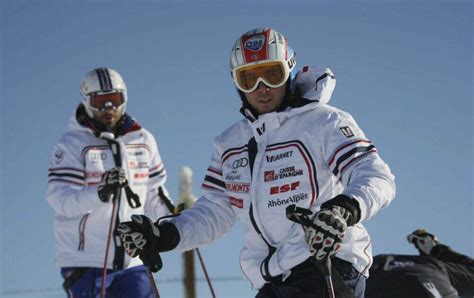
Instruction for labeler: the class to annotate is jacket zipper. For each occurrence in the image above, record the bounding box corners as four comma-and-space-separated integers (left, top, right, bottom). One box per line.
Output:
247, 137, 276, 282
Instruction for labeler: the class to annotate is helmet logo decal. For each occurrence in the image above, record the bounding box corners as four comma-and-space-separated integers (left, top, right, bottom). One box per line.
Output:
287, 56, 296, 69
244, 35, 265, 52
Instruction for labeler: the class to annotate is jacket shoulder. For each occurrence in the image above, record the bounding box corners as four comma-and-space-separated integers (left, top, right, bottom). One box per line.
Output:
304, 104, 354, 126
211, 119, 250, 156
214, 119, 249, 143
55, 130, 92, 150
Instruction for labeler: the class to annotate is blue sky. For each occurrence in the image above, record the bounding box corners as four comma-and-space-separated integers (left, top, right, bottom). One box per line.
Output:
1, 1, 472, 297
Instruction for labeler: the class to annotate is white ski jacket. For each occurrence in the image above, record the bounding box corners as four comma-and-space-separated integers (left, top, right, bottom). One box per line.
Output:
47, 109, 170, 270
170, 66, 396, 289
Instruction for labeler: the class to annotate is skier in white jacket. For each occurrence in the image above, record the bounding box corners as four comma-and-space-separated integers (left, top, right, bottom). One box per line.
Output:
47, 67, 172, 297
118, 28, 396, 297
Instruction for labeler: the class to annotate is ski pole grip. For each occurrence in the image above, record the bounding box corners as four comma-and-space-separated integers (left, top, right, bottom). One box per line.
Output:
286, 204, 298, 220
99, 132, 122, 167
286, 204, 313, 226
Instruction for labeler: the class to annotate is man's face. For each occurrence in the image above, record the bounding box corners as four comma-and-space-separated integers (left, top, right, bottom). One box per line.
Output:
93, 106, 123, 129
244, 83, 286, 115
89, 91, 125, 129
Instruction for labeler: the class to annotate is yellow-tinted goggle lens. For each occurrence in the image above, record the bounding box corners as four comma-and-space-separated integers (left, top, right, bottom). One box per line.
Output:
235, 62, 286, 92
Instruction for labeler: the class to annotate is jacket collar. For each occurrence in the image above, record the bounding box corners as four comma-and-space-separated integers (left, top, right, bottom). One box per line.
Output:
69, 104, 142, 137
245, 66, 336, 143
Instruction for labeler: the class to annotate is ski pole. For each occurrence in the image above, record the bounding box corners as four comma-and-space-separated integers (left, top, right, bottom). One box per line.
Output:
285, 204, 336, 298
99, 132, 122, 298
100, 197, 119, 298
195, 248, 216, 298
99, 132, 160, 298
316, 257, 335, 298
145, 267, 161, 298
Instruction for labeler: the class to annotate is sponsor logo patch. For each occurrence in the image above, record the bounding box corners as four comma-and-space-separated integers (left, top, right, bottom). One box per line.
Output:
88, 151, 107, 162
128, 150, 145, 156
232, 157, 249, 169
225, 173, 242, 181
267, 193, 308, 208
130, 161, 149, 169
387, 260, 415, 270
86, 171, 103, 179
266, 150, 293, 163
134, 172, 148, 179
339, 126, 354, 138
225, 183, 250, 193
229, 197, 244, 208
54, 149, 64, 164
264, 170, 276, 182
244, 35, 265, 52
265, 166, 303, 182
269, 181, 300, 195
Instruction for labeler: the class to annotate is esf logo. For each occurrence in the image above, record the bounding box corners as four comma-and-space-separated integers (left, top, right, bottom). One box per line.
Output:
89, 152, 107, 161
270, 181, 300, 195
244, 35, 265, 52
232, 158, 249, 169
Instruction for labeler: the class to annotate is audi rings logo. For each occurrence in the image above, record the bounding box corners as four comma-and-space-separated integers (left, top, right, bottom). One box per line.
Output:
232, 157, 249, 169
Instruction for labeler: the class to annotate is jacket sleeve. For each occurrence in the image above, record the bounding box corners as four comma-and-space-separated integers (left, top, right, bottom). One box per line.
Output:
46, 137, 103, 218
143, 132, 173, 220
322, 110, 396, 222
169, 141, 237, 252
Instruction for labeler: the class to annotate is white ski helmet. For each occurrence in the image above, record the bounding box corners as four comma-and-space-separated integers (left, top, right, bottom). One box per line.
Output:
80, 68, 128, 118
230, 28, 297, 93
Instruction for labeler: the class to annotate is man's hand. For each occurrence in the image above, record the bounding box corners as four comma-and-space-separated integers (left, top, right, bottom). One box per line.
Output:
117, 215, 159, 257
117, 215, 163, 272
305, 208, 347, 260
407, 229, 439, 255
98, 167, 127, 202
117, 215, 180, 272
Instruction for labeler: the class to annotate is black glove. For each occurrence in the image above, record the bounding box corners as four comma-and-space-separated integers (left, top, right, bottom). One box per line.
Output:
116, 215, 180, 272
305, 195, 360, 260
98, 167, 127, 202
407, 229, 439, 255
305, 208, 347, 260
320, 194, 361, 226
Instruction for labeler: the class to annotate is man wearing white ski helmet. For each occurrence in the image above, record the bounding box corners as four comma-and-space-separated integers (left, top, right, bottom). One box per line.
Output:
80, 68, 128, 130
230, 28, 297, 119
118, 28, 395, 298
47, 67, 173, 297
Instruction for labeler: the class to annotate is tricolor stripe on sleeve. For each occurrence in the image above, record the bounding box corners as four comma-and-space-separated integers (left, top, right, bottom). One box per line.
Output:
149, 163, 166, 179
48, 167, 85, 186
328, 139, 377, 179
201, 166, 225, 192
